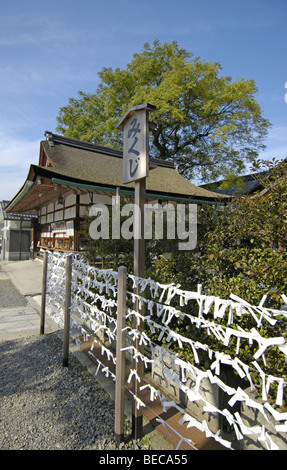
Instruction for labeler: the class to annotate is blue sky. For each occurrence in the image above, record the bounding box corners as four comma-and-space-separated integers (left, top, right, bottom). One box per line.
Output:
1, 0, 287, 199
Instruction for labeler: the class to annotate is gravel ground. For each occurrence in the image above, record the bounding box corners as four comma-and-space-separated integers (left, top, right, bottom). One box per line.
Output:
0, 279, 28, 308
0, 332, 151, 450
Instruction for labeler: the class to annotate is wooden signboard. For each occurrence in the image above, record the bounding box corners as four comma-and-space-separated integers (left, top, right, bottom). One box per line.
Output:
117, 103, 156, 439
118, 103, 156, 184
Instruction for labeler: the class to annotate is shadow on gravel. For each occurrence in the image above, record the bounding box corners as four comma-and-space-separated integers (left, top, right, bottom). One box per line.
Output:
0, 333, 116, 450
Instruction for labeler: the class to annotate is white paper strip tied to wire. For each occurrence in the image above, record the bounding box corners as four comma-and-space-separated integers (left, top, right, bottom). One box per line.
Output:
126, 296, 287, 411
46, 253, 287, 449
73, 291, 117, 323
73, 270, 118, 298
121, 345, 153, 369
93, 358, 116, 381
150, 344, 280, 450
129, 285, 287, 363
154, 416, 197, 450
127, 285, 287, 365
73, 256, 118, 296
109, 266, 287, 448
69, 256, 119, 346
127, 317, 285, 450
147, 303, 285, 366
46, 252, 67, 326
141, 364, 276, 450
128, 273, 285, 328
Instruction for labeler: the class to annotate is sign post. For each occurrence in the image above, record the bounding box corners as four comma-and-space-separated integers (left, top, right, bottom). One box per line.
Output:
117, 103, 156, 438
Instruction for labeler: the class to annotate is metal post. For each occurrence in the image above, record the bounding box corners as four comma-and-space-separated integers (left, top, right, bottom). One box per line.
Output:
40, 250, 48, 335
132, 178, 145, 439
114, 265, 127, 444
63, 254, 72, 367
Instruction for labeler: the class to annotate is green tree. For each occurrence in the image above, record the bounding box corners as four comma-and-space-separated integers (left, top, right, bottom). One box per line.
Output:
153, 158, 287, 306
199, 159, 287, 306
56, 40, 270, 182
81, 197, 180, 273
151, 159, 287, 401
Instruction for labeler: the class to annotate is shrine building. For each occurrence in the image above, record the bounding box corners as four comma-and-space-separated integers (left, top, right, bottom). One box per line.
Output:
5, 131, 223, 257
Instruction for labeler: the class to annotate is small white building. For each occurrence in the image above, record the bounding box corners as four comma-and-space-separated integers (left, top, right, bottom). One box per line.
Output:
0, 200, 36, 261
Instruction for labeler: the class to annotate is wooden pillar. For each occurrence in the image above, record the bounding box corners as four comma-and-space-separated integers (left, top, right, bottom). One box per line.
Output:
114, 265, 127, 444
116, 103, 156, 440
132, 178, 146, 439
63, 254, 72, 367
40, 250, 48, 335
74, 194, 80, 251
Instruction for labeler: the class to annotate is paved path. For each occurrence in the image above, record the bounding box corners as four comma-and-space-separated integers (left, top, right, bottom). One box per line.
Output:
0, 260, 57, 340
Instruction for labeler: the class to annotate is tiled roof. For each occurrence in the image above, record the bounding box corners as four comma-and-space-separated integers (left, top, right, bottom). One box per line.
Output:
0, 200, 36, 220
200, 173, 267, 196
41, 132, 222, 200
6, 132, 226, 215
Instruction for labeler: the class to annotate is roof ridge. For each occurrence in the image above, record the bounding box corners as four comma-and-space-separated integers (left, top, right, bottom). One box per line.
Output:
44, 131, 123, 157
44, 131, 176, 169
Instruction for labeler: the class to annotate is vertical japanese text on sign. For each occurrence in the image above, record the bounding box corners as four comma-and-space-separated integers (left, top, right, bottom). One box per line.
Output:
118, 104, 156, 184
127, 117, 141, 178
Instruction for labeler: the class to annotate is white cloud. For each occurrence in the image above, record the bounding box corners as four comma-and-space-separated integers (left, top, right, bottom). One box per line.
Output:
0, 130, 39, 200
267, 125, 287, 141
0, 14, 75, 47
0, 175, 29, 202
0, 131, 39, 168
258, 125, 287, 161
259, 145, 287, 161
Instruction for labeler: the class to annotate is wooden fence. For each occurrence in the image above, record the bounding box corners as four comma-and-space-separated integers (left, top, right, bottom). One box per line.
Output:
40, 250, 287, 450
